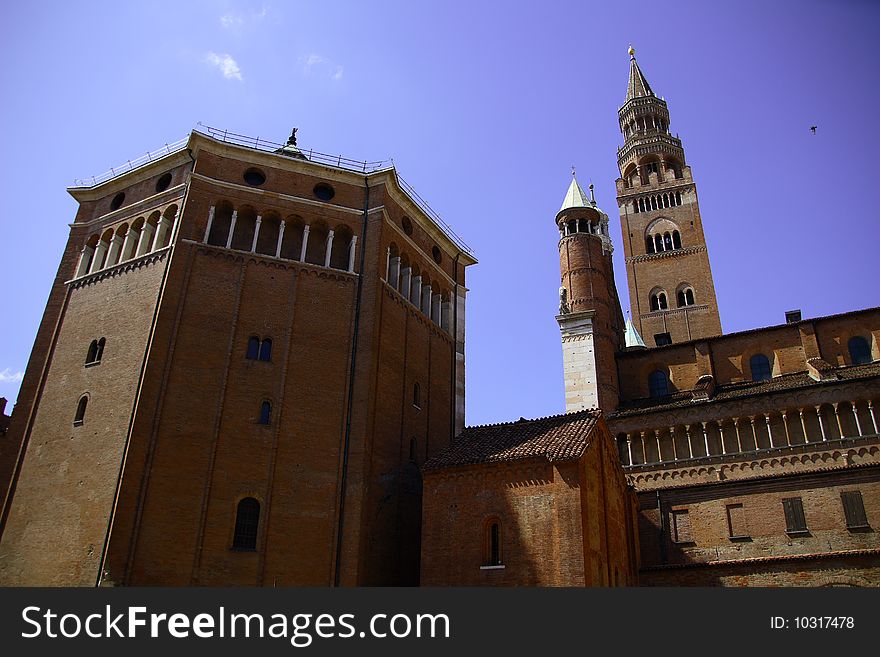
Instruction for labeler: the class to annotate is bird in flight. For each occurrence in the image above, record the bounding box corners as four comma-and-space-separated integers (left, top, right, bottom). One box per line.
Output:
810, 126, 817, 134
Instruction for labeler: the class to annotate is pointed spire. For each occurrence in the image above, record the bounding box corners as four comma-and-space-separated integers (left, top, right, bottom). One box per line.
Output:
626, 45, 655, 103
624, 317, 647, 349
559, 174, 591, 213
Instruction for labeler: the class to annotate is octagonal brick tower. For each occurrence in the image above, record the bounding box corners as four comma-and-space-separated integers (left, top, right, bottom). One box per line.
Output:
556, 174, 624, 413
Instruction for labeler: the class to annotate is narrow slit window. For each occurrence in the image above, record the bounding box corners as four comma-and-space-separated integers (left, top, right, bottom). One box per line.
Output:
74, 395, 88, 426
246, 336, 260, 360
259, 401, 272, 425
259, 338, 272, 362
232, 497, 260, 550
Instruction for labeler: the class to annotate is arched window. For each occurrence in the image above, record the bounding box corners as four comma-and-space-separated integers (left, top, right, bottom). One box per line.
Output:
664, 232, 672, 250
259, 401, 272, 425
484, 519, 502, 566
74, 395, 88, 426
658, 292, 668, 310
232, 497, 260, 550
413, 383, 421, 409
246, 336, 260, 360
654, 234, 663, 252
646, 236, 655, 254
86, 338, 105, 365
672, 230, 682, 249
676, 191, 682, 204
648, 370, 669, 398
259, 338, 272, 362
650, 294, 659, 311
677, 288, 695, 307
750, 354, 772, 381
848, 336, 872, 365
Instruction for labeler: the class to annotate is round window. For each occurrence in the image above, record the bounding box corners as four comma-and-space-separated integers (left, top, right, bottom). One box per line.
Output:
432, 246, 442, 264
402, 216, 413, 236
155, 172, 172, 193
313, 183, 335, 201
110, 192, 125, 211
243, 168, 266, 186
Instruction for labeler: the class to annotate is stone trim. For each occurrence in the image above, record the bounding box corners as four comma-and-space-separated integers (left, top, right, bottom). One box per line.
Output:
626, 245, 705, 264
67, 247, 170, 289
382, 281, 453, 343
190, 240, 358, 283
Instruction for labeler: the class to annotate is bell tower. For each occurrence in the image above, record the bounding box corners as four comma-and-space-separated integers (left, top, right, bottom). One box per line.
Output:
556, 173, 624, 413
616, 47, 722, 346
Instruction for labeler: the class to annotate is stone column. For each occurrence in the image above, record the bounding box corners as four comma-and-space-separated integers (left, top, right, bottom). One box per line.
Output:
799, 409, 809, 444
655, 430, 663, 463
626, 434, 633, 466
409, 274, 420, 305
348, 235, 358, 272
669, 426, 678, 461
89, 241, 108, 273
832, 402, 844, 438
136, 222, 155, 257
815, 406, 827, 441
203, 205, 215, 243
431, 292, 441, 324
717, 420, 727, 455
251, 215, 262, 253
868, 400, 878, 435
121, 228, 138, 261
225, 210, 238, 249
300, 225, 310, 261
764, 413, 774, 447
421, 284, 432, 315
851, 401, 863, 437
781, 411, 791, 446
275, 220, 286, 259
640, 431, 648, 464
324, 230, 334, 268
155, 216, 173, 250
701, 422, 710, 457
749, 416, 757, 449
105, 234, 123, 267
684, 425, 693, 459
75, 245, 95, 277
732, 418, 742, 453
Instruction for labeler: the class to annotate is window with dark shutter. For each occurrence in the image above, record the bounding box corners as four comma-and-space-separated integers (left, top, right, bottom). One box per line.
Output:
670, 509, 694, 544
841, 491, 870, 530
782, 498, 808, 534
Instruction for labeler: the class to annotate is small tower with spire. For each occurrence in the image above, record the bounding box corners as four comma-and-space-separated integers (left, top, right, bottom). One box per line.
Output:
616, 47, 722, 345
556, 172, 624, 413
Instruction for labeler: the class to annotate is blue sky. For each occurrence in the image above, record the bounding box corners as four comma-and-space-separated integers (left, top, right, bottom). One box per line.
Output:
1, 0, 878, 426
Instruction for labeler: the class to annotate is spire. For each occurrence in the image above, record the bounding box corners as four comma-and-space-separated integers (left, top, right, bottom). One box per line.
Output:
559, 174, 591, 213
624, 317, 647, 349
626, 46, 655, 103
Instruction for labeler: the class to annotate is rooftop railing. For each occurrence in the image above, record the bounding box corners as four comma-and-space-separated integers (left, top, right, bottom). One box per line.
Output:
71, 124, 474, 256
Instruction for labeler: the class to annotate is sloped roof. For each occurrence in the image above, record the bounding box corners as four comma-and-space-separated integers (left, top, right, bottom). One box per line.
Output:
424, 408, 602, 471
559, 176, 592, 213
624, 318, 647, 348
626, 50, 655, 103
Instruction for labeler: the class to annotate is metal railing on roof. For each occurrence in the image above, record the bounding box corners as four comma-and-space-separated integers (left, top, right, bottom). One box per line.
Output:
71, 123, 474, 256
194, 123, 393, 173
72, 136, 189, 187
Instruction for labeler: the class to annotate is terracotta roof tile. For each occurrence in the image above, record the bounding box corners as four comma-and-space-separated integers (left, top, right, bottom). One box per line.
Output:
423, 408, 602, 471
